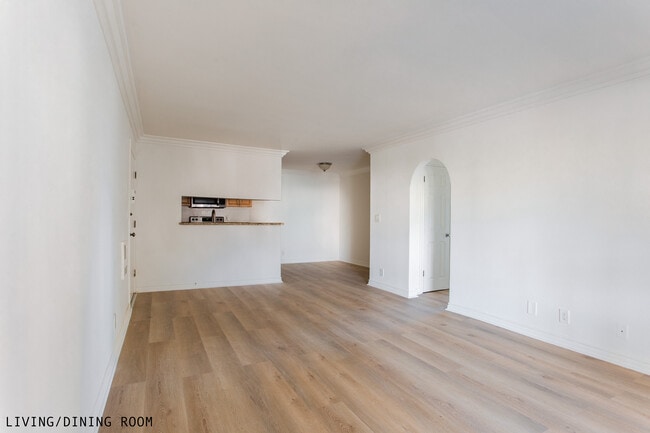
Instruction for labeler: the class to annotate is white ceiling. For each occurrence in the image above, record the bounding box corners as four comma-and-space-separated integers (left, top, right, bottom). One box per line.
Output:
121, 0, 650, 172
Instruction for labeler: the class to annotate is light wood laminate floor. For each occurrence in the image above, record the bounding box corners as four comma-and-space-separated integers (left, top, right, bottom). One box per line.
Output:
101, 262, 650, 432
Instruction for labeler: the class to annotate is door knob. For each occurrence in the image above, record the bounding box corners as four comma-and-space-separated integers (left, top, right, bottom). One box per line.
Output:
130, 232, 136, 237
445, 233, 450, 238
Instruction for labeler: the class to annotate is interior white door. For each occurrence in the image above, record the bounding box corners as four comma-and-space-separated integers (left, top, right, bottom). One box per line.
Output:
422, 165, 435, 292
128, 150, 137, 300
422, 164, 450, 292
432, 165, 450, 290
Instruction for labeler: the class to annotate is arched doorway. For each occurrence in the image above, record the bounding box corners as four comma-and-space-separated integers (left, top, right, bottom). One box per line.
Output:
409, 160, 451, 297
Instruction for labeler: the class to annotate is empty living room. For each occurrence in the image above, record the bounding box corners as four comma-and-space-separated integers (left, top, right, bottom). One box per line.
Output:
2, 1, 649, 432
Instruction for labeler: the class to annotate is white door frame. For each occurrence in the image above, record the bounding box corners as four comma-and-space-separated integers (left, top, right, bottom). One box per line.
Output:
128, 141, 137, 303
408, 159, 451, 297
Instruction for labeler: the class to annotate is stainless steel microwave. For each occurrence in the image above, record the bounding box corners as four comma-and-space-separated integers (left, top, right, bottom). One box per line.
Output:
190, 196, 226, 208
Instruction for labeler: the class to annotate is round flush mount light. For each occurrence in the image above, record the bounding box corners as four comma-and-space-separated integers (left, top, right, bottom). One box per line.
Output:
318, 162, 332, 172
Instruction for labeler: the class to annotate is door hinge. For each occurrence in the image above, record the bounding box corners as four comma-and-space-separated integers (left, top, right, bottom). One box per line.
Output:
423, 176, 426, 183
422, 270, 425, 277
133, 269, 137, 277
133, 220, 136, 228
134, 171, 137, 179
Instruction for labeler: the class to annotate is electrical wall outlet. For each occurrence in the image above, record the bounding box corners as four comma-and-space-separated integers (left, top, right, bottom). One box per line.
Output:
379, 268, 384, 277
617, 323, 629, 340
526, 301, 538, 316
559, 308, 571, 324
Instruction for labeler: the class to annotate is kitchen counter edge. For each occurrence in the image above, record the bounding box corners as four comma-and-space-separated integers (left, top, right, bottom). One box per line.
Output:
179, 222, 284, 226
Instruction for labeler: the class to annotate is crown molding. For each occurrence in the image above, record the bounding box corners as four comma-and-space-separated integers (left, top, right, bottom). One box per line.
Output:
93, 0, 144, 138
365, 56, 650, 154
340, 166, 371, 177
138, 134, 289, 158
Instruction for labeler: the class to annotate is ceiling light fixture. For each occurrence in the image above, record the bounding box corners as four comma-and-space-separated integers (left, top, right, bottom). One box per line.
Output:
317, 162, 332, 172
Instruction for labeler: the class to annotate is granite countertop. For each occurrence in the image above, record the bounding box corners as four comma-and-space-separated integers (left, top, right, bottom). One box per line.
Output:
179, 222, 283, 226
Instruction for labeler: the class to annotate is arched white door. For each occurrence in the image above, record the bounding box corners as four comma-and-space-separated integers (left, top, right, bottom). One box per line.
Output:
410, 160, 451, 295
422, 163, 450, 292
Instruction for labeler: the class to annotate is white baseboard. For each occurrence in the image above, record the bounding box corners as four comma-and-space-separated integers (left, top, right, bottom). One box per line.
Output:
446, 303, 650, 376
281, 257, 339, 264
91, 301, 133, 427
137, 278, 283, 292
367, 279, 413, 298
340, 258, 370, 268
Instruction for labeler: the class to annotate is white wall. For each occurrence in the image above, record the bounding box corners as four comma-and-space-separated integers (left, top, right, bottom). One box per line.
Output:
281, 170, 340, 263
0, 0, 132, 423
138, 136, 284, 200
339, 169, 371, 267
368, 75, 650, 374
135, 138, 285, 292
